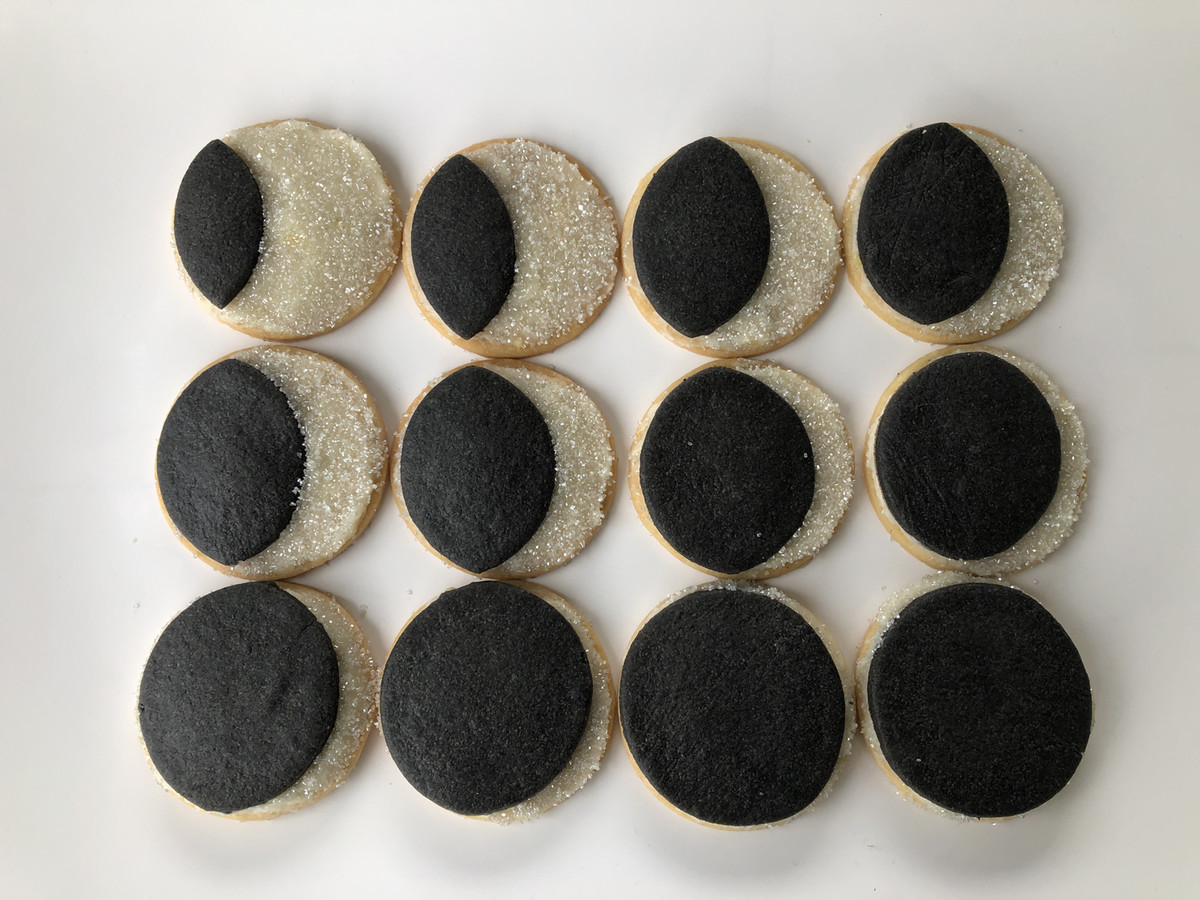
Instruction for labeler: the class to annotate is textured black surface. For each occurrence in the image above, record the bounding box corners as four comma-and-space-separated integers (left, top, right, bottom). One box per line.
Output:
858, 123, 1009, 325
639, 366, 814, 573
410, 154, 516, 338
400, 366, 555, 573
620, 587, 846, 827
632, 137, 770, 337
867, 581, 1092, 818
173, 139, 264, 308
138, 582, 340, 814
379, 581, 593, 816
874, 352, 1060, 560
156, 359, 306, 566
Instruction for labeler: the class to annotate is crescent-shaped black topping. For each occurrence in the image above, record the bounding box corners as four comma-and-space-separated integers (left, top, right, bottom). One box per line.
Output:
410, 154, 517, 338
858, 123, 1010, 324
632, 137, 770, 337
400, 366, 556, 573
873, 352, 1060, 560
173, 139, 265, 309
156, 358, 306, 567
138, 582, 340, 814
639, 367, 814, 573
379, 581, 593, 816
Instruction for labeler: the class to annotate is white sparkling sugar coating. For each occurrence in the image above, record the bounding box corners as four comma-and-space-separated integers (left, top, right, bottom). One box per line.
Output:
463, 140, 618, 351
231, 346, 388, 579
865, 346, 1088, 576
482, 592, 614, 824
695, 142, 841, 354
212, 120, 399, 339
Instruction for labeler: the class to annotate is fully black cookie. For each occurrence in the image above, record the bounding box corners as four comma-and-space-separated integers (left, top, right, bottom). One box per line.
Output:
379, 581, 613, 821
857, 575, 1092, 819
619, 583, 853, 828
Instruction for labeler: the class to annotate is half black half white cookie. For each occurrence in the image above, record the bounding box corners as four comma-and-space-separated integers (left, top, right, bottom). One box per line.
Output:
843, 122, 1064, 343
623, 137, 841, 357
137, 581, 376, 820
156, 346, 389, 580
630, 359, 853, 579
172, 119, 402, 340
393, 360, 616, 578
403, 138, 619, 357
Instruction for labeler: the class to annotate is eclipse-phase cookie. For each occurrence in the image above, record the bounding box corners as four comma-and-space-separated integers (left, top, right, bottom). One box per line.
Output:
623, 137, 841, 357
619, 582, 854, 829
856, 573, 1092, 820
865, 346, 1087, 576
378, 580, 614, 822
137, 581, 376, 820
630, 359, 853, 579
403, 138, 619, 357
156, 345, 389, 580
393, 360, 615, 579
172, 118, 402, 340
843, 122, 1064, 343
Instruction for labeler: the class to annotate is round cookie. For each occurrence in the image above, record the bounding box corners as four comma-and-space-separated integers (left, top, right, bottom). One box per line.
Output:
403, 138, 619, 357
630, 359, 853, 579
172, 118, 402, 340
865, 346, 1087, 576
856, 573, 1093, 820
137, 581, 376, 820
619, 582, 854, 829
378, 580, 614, 823
393, 360, 615, 578
623, 137, 841, 357
843, 122, 1064, 343
156, 345, 389, 580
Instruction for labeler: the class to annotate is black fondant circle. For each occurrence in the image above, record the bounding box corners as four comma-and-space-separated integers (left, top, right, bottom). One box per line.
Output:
173, 139, 265, 309
639, 366, 814, 573
156, 358, 306, 567
873, 351, 1061, 560
138, 582, 340, 814
866, 581, 1092, 818
378, 581, 593, 816
632, 137, 771, 337
399, 366, 556, 573
410, 154, 517, 338
857, 123, 1010, 325
620, 587, 846, 827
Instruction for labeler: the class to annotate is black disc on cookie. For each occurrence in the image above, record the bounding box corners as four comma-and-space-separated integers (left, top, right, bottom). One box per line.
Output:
173, 139, 265, 309
857, 123, 1010, 325
157, 358, 306, 567
620, 587, 847, 827
379, 581, 593, 816
632, 137, 771, 337
399, 365, 556, 574
410, 154, 517, 339
639, 366, 814, 574
138, 582, 340, 814
873, 351, 1060, 561
865, 581, 1092, 818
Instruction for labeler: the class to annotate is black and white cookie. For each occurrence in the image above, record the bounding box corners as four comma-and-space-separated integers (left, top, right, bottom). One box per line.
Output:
844, 123, 1064, 343
857, 573, 1093, 819
865, 346, 1087, 575
619, 582, 854, 829
173, 119, 402, 340
378, 580, 614, 822
137, 581, 375, 820
630, 359, 853, 579
623, 137, 841, 357
156, 345, 389, 580
393, 360, 615, 578
403, 139, 619, 357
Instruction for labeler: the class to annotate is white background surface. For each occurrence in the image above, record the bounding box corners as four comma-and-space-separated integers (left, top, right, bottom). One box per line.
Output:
3, 2, 1198, 896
